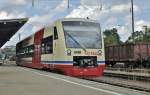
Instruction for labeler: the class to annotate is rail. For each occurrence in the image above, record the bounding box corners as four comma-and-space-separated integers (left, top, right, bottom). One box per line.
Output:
83, 77, 150, 93
105, 67, 150, 74
104, 67, 150, 82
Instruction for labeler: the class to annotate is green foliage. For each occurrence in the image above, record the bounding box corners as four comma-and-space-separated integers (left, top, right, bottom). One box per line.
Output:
143, 34, 150, 42
126, 30, 150, 43
103, 28, 122, 46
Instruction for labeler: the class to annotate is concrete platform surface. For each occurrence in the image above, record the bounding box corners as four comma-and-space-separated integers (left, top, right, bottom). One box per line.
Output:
0, 65, 149, 95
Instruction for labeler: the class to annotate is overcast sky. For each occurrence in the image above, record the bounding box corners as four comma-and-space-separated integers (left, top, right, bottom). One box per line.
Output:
0, 0, 150, 47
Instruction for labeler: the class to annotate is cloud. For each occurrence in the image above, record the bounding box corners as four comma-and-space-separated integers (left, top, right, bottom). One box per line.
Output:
116, 19, 150, 42
135, 20, 150, 31
66, 0, 102, 19
1, 0, 150, 47
0, 11, 15, 19
110, 3, 139, 13
117, 26, 131, 42
55, 0, 68, 11
0, 11, 27, 19
0, 0, 27, 5
65, 0, 140, 42
2, 0, 68, 47
66, 6, 96, 19
9, 0, 27, 5
110, 3, 130, 13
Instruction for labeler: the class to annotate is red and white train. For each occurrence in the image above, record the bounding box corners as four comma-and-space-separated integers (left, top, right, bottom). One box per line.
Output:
16, 18, 105, 77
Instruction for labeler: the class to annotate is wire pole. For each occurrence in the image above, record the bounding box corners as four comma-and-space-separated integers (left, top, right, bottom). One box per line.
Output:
32, 0, 34, 7
131, 0, 135, 43
99, 0, 102, 11
67, 0, 69, 9
18, 33, 21, 41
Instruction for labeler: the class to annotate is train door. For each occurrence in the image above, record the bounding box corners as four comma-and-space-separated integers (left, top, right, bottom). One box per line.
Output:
40, 27, 53, 69
33, 29, 44, 67
53, 26, 58, 66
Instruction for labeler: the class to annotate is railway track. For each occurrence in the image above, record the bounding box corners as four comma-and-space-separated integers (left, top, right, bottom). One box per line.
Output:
83, 76, 150, 93
10, 60, 150, 93
104, 71, 150, 82
104, 68, 150, 82
82, 68, 150, 93
105, 67, 150, 74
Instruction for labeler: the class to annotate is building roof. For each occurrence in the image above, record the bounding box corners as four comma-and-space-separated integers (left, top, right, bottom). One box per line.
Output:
0, 18, 28, 47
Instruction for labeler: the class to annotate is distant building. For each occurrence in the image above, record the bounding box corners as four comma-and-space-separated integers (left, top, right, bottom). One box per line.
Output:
0, 49, 5, 60
3, 46, 16, 59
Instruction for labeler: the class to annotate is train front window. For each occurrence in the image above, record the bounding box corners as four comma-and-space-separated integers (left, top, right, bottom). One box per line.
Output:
63, 21, 102, 49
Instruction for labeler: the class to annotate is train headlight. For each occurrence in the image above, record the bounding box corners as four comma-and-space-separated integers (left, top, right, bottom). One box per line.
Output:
98, 50, 102, 55
67, 49, 71, 56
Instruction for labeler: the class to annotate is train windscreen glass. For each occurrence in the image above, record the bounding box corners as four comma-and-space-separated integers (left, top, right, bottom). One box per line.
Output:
63, 21, 102, 49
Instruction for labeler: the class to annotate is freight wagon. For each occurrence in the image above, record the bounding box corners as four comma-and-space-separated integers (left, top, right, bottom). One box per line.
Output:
105, 43, 150, 68
16, 18, 105, 77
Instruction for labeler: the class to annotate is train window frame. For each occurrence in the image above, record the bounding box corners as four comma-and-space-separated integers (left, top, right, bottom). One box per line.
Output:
54, 26, 58, 40
62, 21, 102, 49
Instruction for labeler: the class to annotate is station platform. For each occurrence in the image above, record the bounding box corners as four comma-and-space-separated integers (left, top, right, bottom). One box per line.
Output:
0, 64, 149, 95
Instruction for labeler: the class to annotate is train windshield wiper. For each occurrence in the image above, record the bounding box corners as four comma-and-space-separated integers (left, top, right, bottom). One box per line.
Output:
65, 31, 87, 52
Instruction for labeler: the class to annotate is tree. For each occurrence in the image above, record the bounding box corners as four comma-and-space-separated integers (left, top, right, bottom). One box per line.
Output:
126, 30, 150, 43
103, 28, 122, 46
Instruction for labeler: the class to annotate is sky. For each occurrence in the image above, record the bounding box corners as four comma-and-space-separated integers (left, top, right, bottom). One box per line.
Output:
0, 0, 150, 48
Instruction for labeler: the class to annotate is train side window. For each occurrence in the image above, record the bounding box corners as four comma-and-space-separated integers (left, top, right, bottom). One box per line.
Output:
54, 27, 58, 40
41, 36, 53, 54
19, 45, 34, 57
41, 43, 45, 54
28, 45, 34, 53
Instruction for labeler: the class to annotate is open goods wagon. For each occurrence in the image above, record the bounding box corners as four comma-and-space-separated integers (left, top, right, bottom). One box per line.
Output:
105, 43, 150, 68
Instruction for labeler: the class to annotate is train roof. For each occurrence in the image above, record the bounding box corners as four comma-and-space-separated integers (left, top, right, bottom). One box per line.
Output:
17, 18, 100, 45
60, 18, 99, 23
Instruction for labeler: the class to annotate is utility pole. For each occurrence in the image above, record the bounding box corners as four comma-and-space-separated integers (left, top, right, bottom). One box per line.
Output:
18, 33, 21, 41
99, 0, 103, 11
131, 0, 135, 43
32, 0, 34, 7
67, 0, 69, 9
